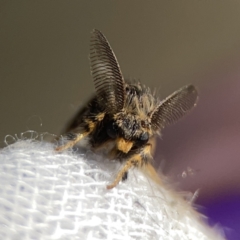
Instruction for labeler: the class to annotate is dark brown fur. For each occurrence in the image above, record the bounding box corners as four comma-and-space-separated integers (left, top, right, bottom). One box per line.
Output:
56, 29, 198, 189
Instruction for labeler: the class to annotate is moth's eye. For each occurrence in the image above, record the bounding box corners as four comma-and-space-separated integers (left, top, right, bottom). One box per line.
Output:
140, 132, 149, 143
136, 132, 149, 146
107, 121, 119, 139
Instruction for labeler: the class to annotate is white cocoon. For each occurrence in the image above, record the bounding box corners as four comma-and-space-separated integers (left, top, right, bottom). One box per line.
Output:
0, 135, 225, 240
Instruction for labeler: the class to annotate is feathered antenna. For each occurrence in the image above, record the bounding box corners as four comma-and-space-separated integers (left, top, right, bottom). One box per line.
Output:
90, 29, 126, 114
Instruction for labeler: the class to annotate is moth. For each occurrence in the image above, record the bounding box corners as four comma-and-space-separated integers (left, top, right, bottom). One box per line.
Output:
56, 29, 198, 189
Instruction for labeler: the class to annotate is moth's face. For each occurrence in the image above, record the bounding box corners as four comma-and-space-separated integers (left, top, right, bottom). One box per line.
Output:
105, 112, 151, 154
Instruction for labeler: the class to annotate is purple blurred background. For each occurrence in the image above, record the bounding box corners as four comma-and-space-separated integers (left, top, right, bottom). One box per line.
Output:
156, 60, 240, 239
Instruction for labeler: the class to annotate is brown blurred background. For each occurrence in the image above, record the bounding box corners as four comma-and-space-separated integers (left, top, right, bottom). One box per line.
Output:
1, 1, 240, 205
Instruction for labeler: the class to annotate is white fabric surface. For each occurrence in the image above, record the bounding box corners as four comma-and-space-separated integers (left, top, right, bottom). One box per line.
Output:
0, 132, 225, 240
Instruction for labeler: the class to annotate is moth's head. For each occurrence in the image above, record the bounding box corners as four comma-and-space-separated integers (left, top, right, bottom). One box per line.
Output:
104, 112, 152, 154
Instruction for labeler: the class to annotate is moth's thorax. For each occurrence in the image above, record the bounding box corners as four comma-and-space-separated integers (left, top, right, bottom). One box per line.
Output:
124, 82, 159, 118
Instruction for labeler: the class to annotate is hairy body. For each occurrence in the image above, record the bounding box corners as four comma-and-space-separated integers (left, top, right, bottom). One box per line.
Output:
56, 30, 198, 189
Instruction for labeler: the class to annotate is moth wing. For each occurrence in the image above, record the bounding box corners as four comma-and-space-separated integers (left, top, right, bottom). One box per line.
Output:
151, 85, 198, 131
62, 95, 97, 133
90, 29, 125, 113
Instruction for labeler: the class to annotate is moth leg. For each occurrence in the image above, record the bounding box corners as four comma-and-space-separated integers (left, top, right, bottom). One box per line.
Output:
55, 132, 88, 151
106, 158, 137, 189
107, 144, 152, 189
149, 136, 156, 155
122, 171, 128, 181
55, 118, 97, 151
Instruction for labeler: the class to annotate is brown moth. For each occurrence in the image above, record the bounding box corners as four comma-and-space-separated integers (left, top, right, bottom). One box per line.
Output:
56, 29, 198, 189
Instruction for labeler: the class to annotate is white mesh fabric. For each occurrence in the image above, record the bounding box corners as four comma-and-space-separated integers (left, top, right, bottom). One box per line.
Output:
0, 134, 225, 240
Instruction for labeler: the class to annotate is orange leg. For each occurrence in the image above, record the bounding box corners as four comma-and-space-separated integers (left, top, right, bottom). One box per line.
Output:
55, 119, 97, 152
107, 144, 153, 189
107, 158, 137, 189
55, 133, 87, 151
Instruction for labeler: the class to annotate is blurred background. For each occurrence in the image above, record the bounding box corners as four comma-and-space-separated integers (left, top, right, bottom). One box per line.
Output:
1, 1, 240, 239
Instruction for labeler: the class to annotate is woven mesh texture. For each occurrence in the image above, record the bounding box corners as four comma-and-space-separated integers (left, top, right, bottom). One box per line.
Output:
0, 135, 225, 240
